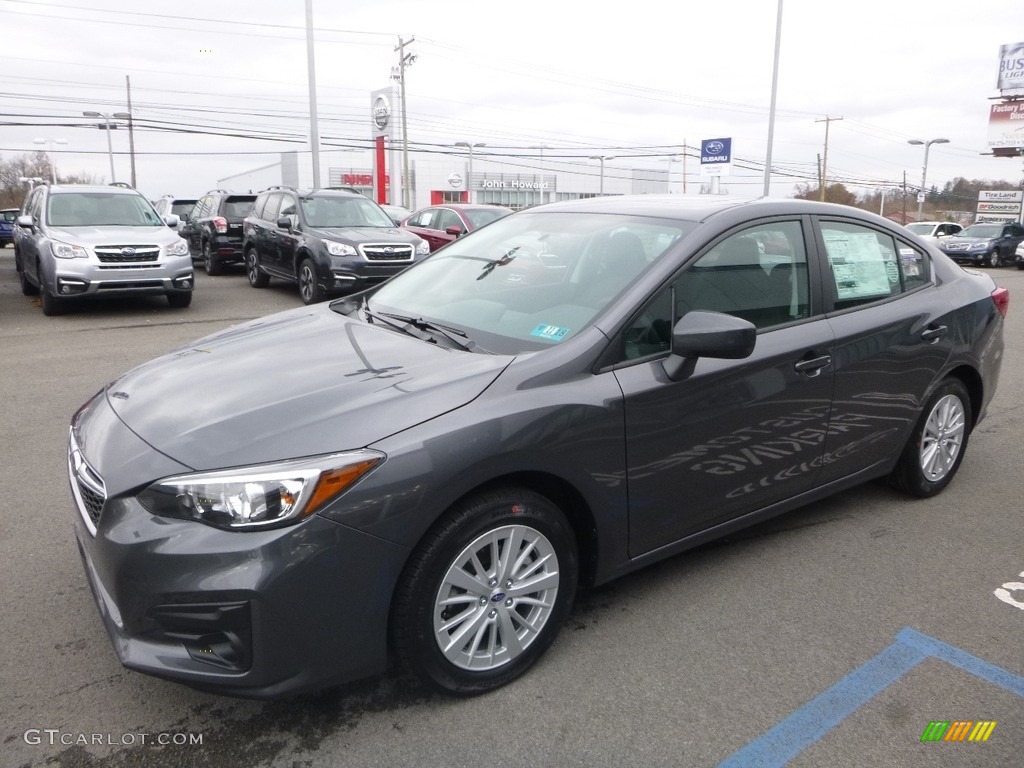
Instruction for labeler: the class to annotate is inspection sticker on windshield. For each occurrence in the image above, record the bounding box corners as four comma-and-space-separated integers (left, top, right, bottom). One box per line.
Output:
531, 324, 569, 342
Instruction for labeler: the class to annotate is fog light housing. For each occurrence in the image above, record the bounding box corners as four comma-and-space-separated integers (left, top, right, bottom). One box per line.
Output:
172, 274, 194, 289
57, 278, 88, 295
146, 601, 252, 672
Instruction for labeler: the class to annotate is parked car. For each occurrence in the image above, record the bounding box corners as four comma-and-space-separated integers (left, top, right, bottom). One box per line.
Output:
13, 183, 193, 315
242, 186, 428, 303
180, 189, 256, 274
1, 207, 19, 247
904, 221, 962, 243
936, 221, 1024, 267
69, 196, 1007, 699
379, 203, 412, 226
401, 203, 513, 252
1016, 241, 1024, 270
152, 195, 199, 232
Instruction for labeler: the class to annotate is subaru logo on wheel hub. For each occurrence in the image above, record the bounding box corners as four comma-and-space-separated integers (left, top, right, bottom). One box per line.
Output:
491, 592, 506, 602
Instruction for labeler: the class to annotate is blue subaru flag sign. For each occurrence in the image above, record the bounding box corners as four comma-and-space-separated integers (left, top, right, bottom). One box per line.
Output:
700, 138, 732, 165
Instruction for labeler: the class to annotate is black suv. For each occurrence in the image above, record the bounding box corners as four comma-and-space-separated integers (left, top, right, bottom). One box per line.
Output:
181, 189, 256, 275
242, 187, 429, 303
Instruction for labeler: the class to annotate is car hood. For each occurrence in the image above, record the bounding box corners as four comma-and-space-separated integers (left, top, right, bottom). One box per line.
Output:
314, 226, 423, 245
104, 304, 512, 470
48, 225, 176, 246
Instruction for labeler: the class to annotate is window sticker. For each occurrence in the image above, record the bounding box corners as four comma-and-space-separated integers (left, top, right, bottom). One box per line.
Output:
531, 324, 569, 342
823, 230, 894, 300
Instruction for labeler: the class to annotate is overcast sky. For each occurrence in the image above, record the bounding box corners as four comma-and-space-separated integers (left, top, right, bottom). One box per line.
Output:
2, 0, 1022, 205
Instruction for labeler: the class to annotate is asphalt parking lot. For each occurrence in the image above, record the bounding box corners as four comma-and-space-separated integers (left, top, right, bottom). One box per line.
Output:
1, 248, 1022, 768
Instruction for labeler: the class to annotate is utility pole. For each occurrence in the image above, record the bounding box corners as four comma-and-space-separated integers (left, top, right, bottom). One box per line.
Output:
682, 139, 688, 193
395, 36, 416, 209
902, 171, 907, 223
304, 0, 321, 189
125, 75, 137, 188
815, 115, 842, 201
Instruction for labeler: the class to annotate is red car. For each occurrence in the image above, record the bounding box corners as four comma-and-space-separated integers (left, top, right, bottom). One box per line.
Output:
401, 203, 512, 252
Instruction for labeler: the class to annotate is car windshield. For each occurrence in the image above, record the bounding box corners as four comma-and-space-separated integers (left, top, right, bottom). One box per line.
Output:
958, 224, 1001, 238
47, 193, 162, 227
363, 211, 694, 354
302, 196, 395, 228
905, 223, 935, 235
2, 210, 17, 222
463, 208, 512, 229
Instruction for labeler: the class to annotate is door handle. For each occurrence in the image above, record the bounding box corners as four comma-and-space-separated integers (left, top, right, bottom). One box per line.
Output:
921, 325, 947, 343
793, 355, 831, 374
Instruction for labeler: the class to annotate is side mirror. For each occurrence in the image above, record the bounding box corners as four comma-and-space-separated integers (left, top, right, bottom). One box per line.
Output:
16, 214, 34, 228
445, 225, 465, 237
163, 214, 180, 228
662, 311, 756, 381
277, 217, 293, 231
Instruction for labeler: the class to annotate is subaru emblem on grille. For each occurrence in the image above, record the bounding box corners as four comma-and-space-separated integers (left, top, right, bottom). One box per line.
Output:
384, 247, 395, 254
121, 247, 136, 257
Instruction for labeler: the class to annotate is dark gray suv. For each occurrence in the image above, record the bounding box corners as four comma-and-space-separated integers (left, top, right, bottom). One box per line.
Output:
242, 186, 429, 303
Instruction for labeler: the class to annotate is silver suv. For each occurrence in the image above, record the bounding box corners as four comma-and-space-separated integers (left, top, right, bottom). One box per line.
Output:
14, 183, 194, 316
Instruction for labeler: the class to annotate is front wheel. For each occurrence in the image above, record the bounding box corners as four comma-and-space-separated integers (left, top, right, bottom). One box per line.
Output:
246, 249, 270, 288
41, 286, 67, 316
987, 251, 1002, 268
891, 378, 972, 497
167, 291, 192, 308
298, 258, 324, 304
391, 488, 578, 696
19, 265, 39, 296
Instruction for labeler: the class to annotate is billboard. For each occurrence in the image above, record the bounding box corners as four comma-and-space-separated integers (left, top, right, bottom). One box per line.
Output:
997, 42, 1024, 97
700, 138, 732, 177
988, 101, 1024, 149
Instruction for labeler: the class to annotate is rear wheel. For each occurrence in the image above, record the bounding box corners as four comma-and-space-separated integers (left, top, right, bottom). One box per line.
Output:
298, 258, 323, 304
203, 240, 223, 276
391, 487, 578, 696
246, 249, 270, 288
891, 378, 971, 497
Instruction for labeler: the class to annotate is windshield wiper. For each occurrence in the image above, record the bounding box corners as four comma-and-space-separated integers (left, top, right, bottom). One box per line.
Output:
362, 304, 488, 353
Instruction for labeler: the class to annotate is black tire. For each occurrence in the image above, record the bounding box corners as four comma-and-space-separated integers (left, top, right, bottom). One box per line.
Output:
891, 378, 972, 498
19, 265, 39, 296
298, 258, 324, 304
41, 286, 67, 316
987, 251, 1001, 268
203, 240, 223, 276
246, 249, 270, 288
391, 487, 578, 696
167, 291, 192, 308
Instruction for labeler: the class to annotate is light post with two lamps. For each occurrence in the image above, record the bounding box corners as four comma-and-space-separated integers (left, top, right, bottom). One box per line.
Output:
33, 138, 68, 183
588, 155, 615, 196
907, 137, 949, 222
83, 110, 131, 183
455, 142, 485, 203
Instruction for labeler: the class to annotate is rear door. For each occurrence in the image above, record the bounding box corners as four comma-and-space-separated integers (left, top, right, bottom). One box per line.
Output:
812, 217, 953, 486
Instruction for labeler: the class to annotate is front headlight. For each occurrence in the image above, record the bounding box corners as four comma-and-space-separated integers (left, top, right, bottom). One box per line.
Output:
166, 238, 190, 257
969, 241, 992, 252
415, 239, 430, 256
51, 239, 89, 259
323, 239, 358, 257
137, 450, 384, 531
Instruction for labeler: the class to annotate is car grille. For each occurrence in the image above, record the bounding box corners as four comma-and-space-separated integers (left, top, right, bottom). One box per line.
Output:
944, 243, 970, 252
360, 243, 414, 262
95, 245, 161, 263
68, 431, 107, 536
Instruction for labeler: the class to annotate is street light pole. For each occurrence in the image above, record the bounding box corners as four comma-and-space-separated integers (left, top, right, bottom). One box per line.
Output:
666, 155, 683, 193
83, 111, 131, 184
529, 144, 550, 205
908, 138, 950, 221
455, 142, 485, 203
588, 155, 615, 195
33, 138, 68, 183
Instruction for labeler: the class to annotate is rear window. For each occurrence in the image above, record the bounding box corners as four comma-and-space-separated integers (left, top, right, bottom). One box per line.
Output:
223, 197, 255, 219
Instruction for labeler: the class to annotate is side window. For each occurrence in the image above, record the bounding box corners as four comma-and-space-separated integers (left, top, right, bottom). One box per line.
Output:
437, 209, 461, 231
622, 221, 809, 360
263, 193, 283, 222
31, 191, 44, 221
411, 209, 435, 228
820, 221, 929, 310
250, 194, 267, 220
277, 195, 297, 226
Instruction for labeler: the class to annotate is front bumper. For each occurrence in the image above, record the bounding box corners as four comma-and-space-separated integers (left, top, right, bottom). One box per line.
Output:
69, 396, 409, 698
51, 254, 194, 298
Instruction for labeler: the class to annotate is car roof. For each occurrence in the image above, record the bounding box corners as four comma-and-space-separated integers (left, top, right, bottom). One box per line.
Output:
47, 184, 143, 196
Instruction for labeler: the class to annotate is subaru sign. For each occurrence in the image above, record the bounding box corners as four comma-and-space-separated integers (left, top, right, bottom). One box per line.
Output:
700, 137, 732, 177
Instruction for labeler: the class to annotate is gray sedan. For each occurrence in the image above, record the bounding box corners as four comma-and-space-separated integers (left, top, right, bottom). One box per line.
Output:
68, 196, 1007, 698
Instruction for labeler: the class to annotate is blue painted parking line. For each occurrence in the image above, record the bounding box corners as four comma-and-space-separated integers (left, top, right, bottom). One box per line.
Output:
719, 627, 1024, 768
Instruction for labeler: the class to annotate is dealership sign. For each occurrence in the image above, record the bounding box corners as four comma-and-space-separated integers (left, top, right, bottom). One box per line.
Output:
988, 101, 1024, 149
998, 41, 1024, 97
700, 138, 732, 177
976, 190, 1023, 224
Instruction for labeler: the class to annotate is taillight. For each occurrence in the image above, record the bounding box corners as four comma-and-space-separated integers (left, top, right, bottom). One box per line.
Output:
992, 286, 1009, 318
213, 216, 228, 234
